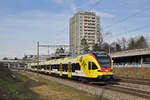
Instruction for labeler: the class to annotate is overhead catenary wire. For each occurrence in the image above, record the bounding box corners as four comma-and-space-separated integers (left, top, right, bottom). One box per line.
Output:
102, 6, 150, 42
121, 24, 150, 34
89, 0, 103, 11
104, 7, 150, 29
104, 24, 150, 42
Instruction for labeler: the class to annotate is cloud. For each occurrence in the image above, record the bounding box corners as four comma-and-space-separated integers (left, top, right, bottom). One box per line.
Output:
96, 11, 114, 18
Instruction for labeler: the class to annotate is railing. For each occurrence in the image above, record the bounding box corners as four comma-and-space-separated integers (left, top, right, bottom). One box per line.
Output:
113, 63, 150, 67
110, 48, 150, 57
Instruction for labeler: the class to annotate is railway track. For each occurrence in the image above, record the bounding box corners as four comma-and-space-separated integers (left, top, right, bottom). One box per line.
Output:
120, 77, 150, 86
56, 76, 150, 99
102, 85, 150, 99
24, 71, 150, 99
57, 76, 150, 99
90, 81, 150, 99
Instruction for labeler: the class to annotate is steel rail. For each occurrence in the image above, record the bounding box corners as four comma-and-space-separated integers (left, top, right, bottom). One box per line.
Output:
102, 85, 150, 99
25, 70, 150, 99
120, 77, 150, 86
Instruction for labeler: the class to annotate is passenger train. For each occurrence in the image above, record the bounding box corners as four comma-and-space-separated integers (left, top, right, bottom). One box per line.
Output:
30, 51, 114, 82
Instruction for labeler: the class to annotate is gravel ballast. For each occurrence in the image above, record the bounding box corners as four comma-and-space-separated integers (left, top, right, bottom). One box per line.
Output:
27, 71, 148, 100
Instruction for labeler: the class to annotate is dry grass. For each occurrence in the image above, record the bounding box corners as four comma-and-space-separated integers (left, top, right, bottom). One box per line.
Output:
0, 67, 104, 100
0, 65, 41, 100
22, 72, 103, 100
114, 67, 150, 79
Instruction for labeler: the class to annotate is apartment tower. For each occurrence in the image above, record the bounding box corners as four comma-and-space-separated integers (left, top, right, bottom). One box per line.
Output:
69, 11, 101, 54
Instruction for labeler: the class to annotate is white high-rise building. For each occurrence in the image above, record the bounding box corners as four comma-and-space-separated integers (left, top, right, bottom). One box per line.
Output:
69, 11, 101, 54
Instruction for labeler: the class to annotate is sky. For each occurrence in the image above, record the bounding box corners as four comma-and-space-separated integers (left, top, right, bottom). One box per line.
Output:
0, 0, 150, 59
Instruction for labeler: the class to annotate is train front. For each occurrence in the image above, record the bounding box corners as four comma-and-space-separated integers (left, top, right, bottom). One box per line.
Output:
89, 52, 113, 81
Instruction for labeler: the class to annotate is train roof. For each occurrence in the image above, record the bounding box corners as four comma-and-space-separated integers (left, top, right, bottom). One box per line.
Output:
68, 51, 107, 58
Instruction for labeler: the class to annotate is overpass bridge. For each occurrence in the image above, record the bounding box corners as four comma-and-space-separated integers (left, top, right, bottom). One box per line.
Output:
0, 60, 25, 69
110, 48, 150, 67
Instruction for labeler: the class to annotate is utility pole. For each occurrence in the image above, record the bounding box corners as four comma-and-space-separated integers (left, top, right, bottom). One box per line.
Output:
36, 43, 69, 61
109, 46, 110, 55
37, 41, 39, 65
48, 47, 49, 55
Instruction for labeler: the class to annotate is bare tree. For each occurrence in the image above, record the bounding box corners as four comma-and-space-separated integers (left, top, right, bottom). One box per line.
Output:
128, 38, 136, 50
14, 57, 18, 60
136, 35, 148, 49
102, 42, 110, 53
127, 36, 148, 50
110, 42, 116, 52
3, 57, 8, 60
55, 48, 65, 54
92, 43, 103, 51
121, 37, 127, 50
115, 43, 122, 51
81, 38, 89, 53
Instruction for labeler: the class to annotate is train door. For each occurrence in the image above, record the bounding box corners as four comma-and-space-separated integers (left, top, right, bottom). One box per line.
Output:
45, 65, 47, 73
59, 64, 62, 76
39, 65, 42, 72
88, 62, 92, 75
49, 64, 51, 74
92, 62, 98, 75
68, 62, 72, 78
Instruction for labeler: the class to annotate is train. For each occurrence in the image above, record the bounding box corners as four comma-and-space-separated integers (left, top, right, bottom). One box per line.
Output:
29, 51, 114, 82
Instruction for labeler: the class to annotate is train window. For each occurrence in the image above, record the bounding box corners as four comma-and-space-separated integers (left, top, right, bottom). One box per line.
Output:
56, 64, 59, 71
41, 65, 45, 69
94, 53, 111, 68
51, 65, 54, 70
72, 63, 81, 72
53, 65, 55, 69
31, 66, 34, 68
37, 66, 39, 68
62, 64, 68, 72
53, 64, 59, 70
92, 62, 98, 70
36, 65, 40, 69
44, 65, 46, 69
47, 65, 49, 69
72, 63, 75, 72
76, 63, 81, 70
88, 62, 91, 70
35, 66, 37, 68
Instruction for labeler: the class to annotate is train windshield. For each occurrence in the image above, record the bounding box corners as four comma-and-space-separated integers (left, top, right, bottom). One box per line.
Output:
94, 53, 111, 68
